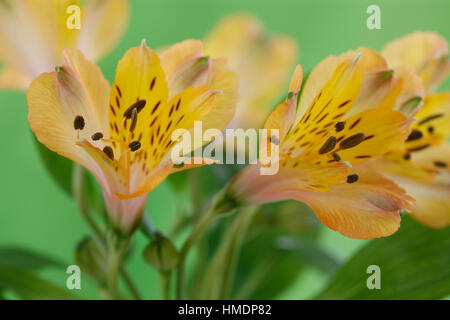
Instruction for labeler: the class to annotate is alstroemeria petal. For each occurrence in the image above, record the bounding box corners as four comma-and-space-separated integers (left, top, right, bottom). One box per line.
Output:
0, 0, 80, 81
382, 31, 450, 92
108, 41, 168, 161
230, 161, 347, 204
160, 40, 239, 134
370, 143, 450, 228
204, 13, 298, 129
283, 58, 362, 157
296, 172, 413, 239
260, 66, 302, 162
160, 39, 206, 96
77, 0, 129, 61
0, 66, 30, 90
28, 49, 110, 172
404, 92, 450, 154
295, 48, 386, 126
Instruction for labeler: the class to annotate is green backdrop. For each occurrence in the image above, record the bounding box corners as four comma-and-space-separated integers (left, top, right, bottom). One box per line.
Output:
1, 0, 449, 299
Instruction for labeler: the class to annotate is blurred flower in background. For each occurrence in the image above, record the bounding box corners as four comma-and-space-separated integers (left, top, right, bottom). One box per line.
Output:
204, 13, 298, 130
27, 41, 238, 234
228, 48, 424, 239
0, 0, 129, 91
372, 32, 450, 228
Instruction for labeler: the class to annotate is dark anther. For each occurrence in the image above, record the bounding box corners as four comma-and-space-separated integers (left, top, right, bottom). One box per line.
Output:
406, 129, 423, 142
403, 153, 411, 160
332, 152, 341, 161
103, 146, 114, 160
428, 126, 434, 134
270, 135, 279, 145
74, 116, 85, 130
346, 174, 359, 183
123, 100, 146, 119
91, 132, 103, 141
434, 161, 447, 168
129, 140, 141, 152
335, 122, 345, 132
129, 107, 138, 132
340, 133, 365, 149
319, 136, 337, 154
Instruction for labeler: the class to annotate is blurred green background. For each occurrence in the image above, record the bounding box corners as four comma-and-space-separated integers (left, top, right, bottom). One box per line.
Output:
1, 0, 449, 299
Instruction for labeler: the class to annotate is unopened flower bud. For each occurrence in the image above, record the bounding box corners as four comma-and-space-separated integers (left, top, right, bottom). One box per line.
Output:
75, 236, 108, 284
143, 232, 178, 272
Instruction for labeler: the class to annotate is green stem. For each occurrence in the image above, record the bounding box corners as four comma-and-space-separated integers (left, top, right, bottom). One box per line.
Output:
219, 206, 258, 299
176, 203, 217, 299
106, 233, 130, 299
160, 271, 172, 300
120, 268, 142, 300
203, 206, 258, 299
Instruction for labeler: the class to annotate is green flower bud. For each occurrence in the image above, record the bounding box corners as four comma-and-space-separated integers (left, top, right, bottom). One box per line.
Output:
75, 236, 108, 284
143, 232, 178, 272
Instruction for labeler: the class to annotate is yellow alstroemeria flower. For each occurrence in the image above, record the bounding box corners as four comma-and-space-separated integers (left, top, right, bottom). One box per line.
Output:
27, 41, 238, 234
0, 0, 129, 90
226, 48, 425, 239
370, 32, 450, 228
203, 13, 298, 129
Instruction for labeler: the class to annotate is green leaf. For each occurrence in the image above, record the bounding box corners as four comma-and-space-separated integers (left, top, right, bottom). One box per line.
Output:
0, 264, 78, 300
34, 135, 73, 195
232, 229, 327, 299
0, 247, 64, 270
276, 236, 340, 275
316, 217, 450, 299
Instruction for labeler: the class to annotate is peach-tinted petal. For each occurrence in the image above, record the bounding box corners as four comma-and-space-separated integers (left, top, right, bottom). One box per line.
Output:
371, 143, 450, 228
400, 176, 450, 229
263, 66, 302, 143
160, 40, 239, 135
160, 39, 206, 96
0, 66, 30, 90
27, 49, 110, 171
77, 0, 129, 61
295, 171, 413, 239
382, 31, 450, 92
0, 0, 128, 89
204, 13, 298, 129
0, 0, 80, 81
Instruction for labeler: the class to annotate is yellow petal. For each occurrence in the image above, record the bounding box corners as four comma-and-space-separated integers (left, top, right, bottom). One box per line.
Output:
404, 92, 450, 153
108, 41, 168, 162
283, 58, 362, 158
109, 42, 222, 196
204, 13, 298, 129
27, 49, 110, 172
382, 31, 450, 92
295, 48, 386, 125
77, 0, 129, 61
